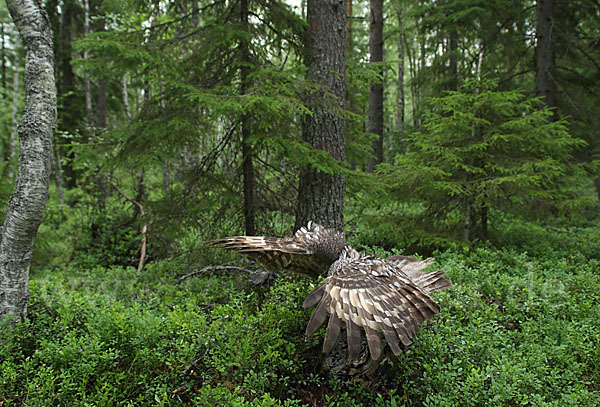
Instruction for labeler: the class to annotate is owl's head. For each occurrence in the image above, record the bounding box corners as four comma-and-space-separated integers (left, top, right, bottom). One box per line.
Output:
303, 222, 346, 264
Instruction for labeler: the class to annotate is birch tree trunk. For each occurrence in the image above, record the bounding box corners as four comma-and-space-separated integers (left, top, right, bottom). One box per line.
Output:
1, 23, 6, 99
8, 67, 19, 181
0, 0, 56, 324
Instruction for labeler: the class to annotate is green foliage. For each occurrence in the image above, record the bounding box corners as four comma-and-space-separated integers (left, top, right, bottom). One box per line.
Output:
408, 247, 600, 406
0, 264, 313, 406
4, 0, 600, 405
31, 186, 144, 270
378, 78, 584, 241
69, 0, 358, 235
4, 213, 600, 405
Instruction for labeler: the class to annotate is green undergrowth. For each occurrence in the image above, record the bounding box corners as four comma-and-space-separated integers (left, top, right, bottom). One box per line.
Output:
2, 221, 600, 406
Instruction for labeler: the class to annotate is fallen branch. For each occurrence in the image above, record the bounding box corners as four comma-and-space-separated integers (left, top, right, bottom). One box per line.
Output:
547, 226, 586, 239
175, 264, 256, 284
108, 180, 148, 272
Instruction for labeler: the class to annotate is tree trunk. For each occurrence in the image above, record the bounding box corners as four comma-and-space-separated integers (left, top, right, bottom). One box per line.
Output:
240, 0, 255, 235
83, 0, 94, 138
480, 204, 488, 240
402, 27, 418, 130
0, 0, 56, 324
393, 2, 404, 136
345, 0, 356, 170
294, 0, 346, 232
535, 0, 557, 120
93, 9, 109, 206
97, 80, 108, 130
367, 0, 384, 172
52, 144, 64, 201
122, 74, 131, 119
94, 79, 109, 207
133, 170, 146, 218
463, 199, 472, 241
163, 162, 171, 197
8, 67, 19, 181
182, 143, 199, 195
57, 0, 78, 189
346, 0, 353, 53
1, 23, 6, 99
448, 30, 458, 91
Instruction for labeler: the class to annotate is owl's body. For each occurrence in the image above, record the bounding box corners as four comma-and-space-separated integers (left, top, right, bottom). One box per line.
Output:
212, 222, 451, 366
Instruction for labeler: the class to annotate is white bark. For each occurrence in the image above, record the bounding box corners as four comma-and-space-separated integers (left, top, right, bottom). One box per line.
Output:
122, 74, 131, 119
8, 66, 19, 180
0, 0, 56, 324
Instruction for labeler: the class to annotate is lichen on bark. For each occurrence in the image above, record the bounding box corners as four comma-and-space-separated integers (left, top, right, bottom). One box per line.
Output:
0, 0, 56, 325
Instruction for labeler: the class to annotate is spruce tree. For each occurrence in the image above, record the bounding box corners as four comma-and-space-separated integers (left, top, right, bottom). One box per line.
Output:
294, 0, 347, 232
379, 78, 582, 241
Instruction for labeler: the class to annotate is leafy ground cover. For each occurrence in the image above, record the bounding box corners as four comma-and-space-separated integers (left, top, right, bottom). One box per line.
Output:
1, 215, 599, 406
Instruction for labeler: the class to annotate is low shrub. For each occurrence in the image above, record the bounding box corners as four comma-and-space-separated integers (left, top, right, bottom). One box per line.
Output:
2, 218, 599, 405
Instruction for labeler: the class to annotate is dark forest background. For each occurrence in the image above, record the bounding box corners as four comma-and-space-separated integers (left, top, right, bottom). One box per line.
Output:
1, 0, 599, 405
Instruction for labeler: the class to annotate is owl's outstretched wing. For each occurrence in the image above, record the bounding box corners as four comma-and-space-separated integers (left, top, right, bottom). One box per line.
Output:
210, 222, 344, 277
303, 249, 446, 361
387, 255, 452, 294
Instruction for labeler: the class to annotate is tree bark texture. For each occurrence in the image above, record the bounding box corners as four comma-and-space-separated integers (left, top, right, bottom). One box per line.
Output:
8, 67, 19, 180
345, 0, 352, 53
367, 0, 383, 172
393, 1, 404, 132
448, 30, 458, 91
240, 0, 255, 235
96, 79, 107, 130
56, 0, 78, 188
83, 0, 94, 137
295, 0, 346, 232
1, 0, 56, 324
535, 0, 557, 120
1, 23, 6, 99
345, 0, 356, 170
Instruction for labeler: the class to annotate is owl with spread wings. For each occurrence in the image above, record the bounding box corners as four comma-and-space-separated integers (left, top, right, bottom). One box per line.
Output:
212, 222, 451, 364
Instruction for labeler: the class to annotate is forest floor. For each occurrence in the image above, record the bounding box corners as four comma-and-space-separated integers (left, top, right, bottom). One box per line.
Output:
1, 214, 599, 406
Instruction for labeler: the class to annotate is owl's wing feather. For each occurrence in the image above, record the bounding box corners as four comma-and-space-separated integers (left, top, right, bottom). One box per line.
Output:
303, 281, 328, 308
346, 316, 361, 360
387, 255, 452, 294
305, 291, 332, 336
357, 300, 382, 361
303, 253, 443, 360
323, 305, 343, 353
210, 237, 327, 276
210, 223, 341, 277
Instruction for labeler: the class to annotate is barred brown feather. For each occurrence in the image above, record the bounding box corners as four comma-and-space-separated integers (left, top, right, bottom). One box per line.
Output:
303, 246, 448, 360
212, 223, 451, 365
210, 222, 345, 278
